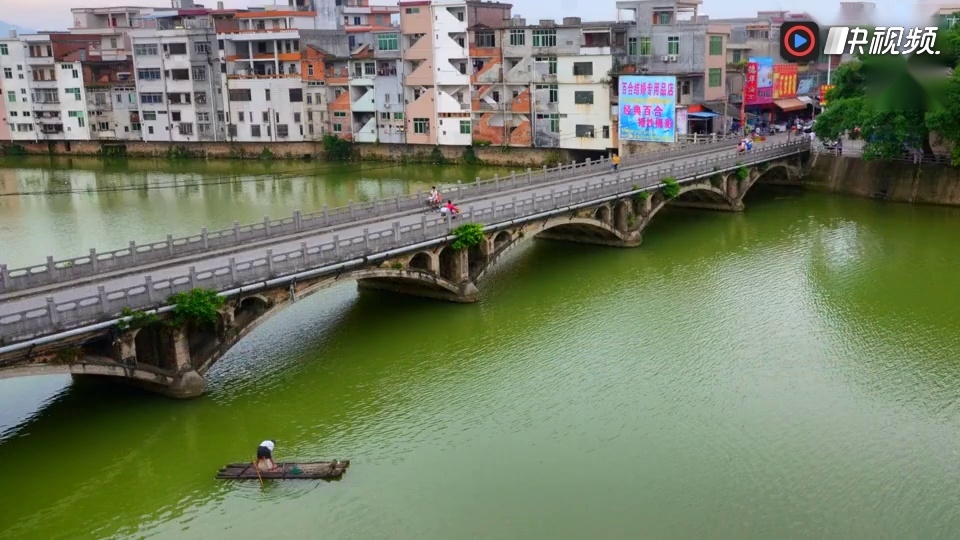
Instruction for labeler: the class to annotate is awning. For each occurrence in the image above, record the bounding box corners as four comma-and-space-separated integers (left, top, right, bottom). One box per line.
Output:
688, 111, 720, 118
797, 96, 816, 105
774, 98, 806, 112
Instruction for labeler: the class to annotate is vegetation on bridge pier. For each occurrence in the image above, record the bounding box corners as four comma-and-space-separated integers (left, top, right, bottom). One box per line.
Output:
169, 288, 225, 327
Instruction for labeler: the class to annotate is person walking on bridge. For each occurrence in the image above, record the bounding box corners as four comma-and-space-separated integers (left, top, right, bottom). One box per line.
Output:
612, 154, 621, 171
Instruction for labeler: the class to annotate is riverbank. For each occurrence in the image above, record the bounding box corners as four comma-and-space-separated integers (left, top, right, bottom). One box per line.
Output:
0, 139, 601, 168
798, 153, 960, 206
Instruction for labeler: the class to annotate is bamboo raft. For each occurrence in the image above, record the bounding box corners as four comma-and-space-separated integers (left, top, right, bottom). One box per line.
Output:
216, 460, 350, 480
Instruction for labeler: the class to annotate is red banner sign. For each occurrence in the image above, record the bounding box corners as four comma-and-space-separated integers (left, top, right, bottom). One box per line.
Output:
819, 84, 835, 105
744, 62, 759, 104
773, 64, 798, 99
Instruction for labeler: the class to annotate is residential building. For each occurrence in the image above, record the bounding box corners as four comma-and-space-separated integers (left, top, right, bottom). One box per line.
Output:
0, 34, 34, 140
401, 0, 512, 146
617, 0, 730, 111
131, 9, 224, 142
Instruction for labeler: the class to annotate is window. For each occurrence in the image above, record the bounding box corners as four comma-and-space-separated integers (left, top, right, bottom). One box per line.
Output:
404, 7, 419, 13
178, 123, 193, 135
134, 43, 158, 56
334, 111, 346, 117
250, 124, 261, 137
732, 50, 742, 63
308, 64, 315, 77
628, 37, 637, 56
138, 68, 161, 80
131, 123, 142, 131
66, 88, 81, 100
413, 117, 428, 134
98, 121, 110, 132
536, 56, 557, 75
197, 112, 210, 122
537, 113, 559, 132
667, 36, 679, 55
333, 123, 343, 132
0, 44, 7, 55
306, 94, 313, 104
261, 111, 269, 122
198, 123, 211, 135
8, 111, 15, 117
72, 69, 79, 78
353, 16, 361, 25
532, 29, 556, 48
294, 112, 301, 123
509, 29, 525, 46
277, 124, 289, 138
195, 41, 211, 54
142, 111, 157, 121
536, 84, 558, 104
573, 62, 593, 76
394, 112, 403, 120
476, 31, 495, 48
574, 91, 594, 104
653, 11, 672, 24
170, 69, 190, 80
141, 92, 163, 104
380, 112, 390, 120
709, 36, 723, 55
194, 91, 207, 105
229, 89, 251, 101
709, 68, 722, 87
2, 67, 10, 79
575, 124, 594, 138
640, 36, 651, 55
289, 88, 303, 102
681, 80, 691, 95
148, 126, 154, 135
165, 43, 187, 55
378, 33, 399, 51
110, 38, 118, 49
171, 111, 182, 122
265, 89, 271, 101
459, 120, 471, 134
69, 110, 84, 128
168, 93, 190, 104
191, 66, 207, 81
603, 125, 610, 139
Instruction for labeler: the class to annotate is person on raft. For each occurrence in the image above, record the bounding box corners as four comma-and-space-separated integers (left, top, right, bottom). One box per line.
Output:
256, 440, 278, 471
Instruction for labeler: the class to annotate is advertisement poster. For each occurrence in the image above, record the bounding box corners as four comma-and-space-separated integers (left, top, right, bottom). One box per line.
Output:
676, 108, 688, 136
744, 62, 758, 104
747, 56, 773, 104
773, 64, 798, 99
820, 84, 835, 105
618, 75, 677, 143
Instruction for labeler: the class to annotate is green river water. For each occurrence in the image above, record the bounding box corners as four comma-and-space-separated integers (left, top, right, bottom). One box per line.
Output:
1, 156, 960, 539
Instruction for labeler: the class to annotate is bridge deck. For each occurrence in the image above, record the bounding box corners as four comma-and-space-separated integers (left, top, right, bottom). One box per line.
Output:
0, 134, 806, 344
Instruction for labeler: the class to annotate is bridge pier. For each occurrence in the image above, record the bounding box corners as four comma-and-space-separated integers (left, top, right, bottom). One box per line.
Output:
163, 326, 206, 399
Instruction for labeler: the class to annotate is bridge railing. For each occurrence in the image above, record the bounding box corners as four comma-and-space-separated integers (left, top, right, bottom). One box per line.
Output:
0, 140, 809, 344
0, 135, 752, 295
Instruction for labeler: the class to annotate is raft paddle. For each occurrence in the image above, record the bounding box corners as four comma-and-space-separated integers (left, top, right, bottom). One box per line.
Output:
251, 457, 264, 487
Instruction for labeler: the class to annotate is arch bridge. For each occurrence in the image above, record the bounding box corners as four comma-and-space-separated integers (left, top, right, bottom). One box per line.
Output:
0, 140, 809, 397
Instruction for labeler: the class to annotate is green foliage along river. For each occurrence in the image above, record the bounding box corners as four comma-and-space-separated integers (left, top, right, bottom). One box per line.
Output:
1, 156, 960, 539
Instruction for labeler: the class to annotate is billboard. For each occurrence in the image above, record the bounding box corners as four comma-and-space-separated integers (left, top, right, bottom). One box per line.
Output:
773, 64, 798, 99
676, 108, 688, 136
744, 62, 758, 104
618, 76, 677, 143
747, 56, 773, 104
819, 84, 835, 105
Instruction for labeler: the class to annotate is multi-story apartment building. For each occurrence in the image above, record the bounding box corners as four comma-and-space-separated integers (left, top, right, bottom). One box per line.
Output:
400, 0, 512, 146
0, 33, 104, 141
469, 16, 629, 150
617, 0, 729, 111
0, 34, 33, 140
131, 9, 224, 142
69, 6, 156, 140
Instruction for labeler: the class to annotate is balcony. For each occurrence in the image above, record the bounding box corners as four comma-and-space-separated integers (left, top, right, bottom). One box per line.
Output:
325, 67, 349, 85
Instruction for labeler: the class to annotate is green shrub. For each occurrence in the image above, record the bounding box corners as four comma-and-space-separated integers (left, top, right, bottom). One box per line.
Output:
430, 146, 447, 165
451, 223, 485, 250
323, 135, 354, 161
392, 262, 404, 270
259, 147, 275, 160
169, 288, 224, 327
462, 146, 483, 165
661, 177, 680, 199
634, 191, 650, 202
736, 167, 749, 180
116, 307, 159, 331
710, 174, 723, 188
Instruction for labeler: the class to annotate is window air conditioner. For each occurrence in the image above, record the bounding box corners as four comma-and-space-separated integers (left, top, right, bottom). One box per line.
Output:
660, 55, 670, 62
668, 55, 678, 62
